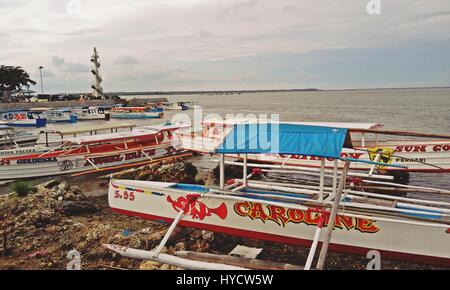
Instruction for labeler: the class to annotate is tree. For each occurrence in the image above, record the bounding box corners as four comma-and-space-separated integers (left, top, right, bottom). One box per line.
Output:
0, 65, 36, 92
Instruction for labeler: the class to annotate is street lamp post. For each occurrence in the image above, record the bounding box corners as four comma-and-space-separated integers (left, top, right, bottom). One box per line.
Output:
38, 66, 44, 94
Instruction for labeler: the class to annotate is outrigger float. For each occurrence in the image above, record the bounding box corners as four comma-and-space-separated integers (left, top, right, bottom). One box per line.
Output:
176, 118, 450, 173
107, 123, 450, 269
0, 124, 186, 180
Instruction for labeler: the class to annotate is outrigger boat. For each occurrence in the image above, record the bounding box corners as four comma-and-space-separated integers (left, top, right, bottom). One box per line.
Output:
108, 123, 450, 268
37, 109, 78, 123
0, 125, 39, 148
162, 102, 189, 111
0, 124, 184, 179
110, 107, 163, 119
0, 123, 136, 158
183, 101, 200, 109
0, 110, 47, 128
145, 103, 164, 113
72, 106, 110, 121
176, 118, 450, 173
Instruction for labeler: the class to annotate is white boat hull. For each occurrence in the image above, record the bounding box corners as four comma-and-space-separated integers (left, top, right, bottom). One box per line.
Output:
108, 179, 450, 266
0, 144, 179, 180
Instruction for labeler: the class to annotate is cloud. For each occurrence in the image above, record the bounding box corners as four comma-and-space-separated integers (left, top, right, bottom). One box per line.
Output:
0, 0, 449, 92
114, 55, 140, 65
51, 56, 89, 73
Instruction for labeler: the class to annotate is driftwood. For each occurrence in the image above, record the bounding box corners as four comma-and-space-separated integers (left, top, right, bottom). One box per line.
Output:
175, 251, 303, 270
353, 128, 450, 139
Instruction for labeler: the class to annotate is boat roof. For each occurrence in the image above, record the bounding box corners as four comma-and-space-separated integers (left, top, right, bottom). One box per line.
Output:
39, 123, 135, 135
202, 117, 383, 130
1, 110, 29, 113
289, 122, 383, 130
29, 107, 53, 111
64, 130, 155, 145
134, 124, 187, 132
112, 107, 146, 110
215, 123, 352, 159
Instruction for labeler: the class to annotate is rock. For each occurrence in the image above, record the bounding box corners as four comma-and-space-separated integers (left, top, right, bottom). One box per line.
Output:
174, 242, 186, 251
56, 181, 70, 196
59, 201, 98, 216
139, 260, 161, 270
159, 264, 170, 270
41, 180, 60, 189
64, 192, 76, 201
58, 196, 63, 201
70, 186, 82, 195
202, 230, 214, 242
58, 181, 70, 191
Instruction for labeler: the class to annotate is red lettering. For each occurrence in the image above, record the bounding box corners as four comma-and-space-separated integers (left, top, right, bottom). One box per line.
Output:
267, 205, 290, 226
287, 209, 305, 223
249, 203, 269, 222
355, 219, 380, 233
234, 202, 251, 216
304, 209, 322, 225
335, 215, 355, 230
395, 146, 403, 152
413, 145, 426, 152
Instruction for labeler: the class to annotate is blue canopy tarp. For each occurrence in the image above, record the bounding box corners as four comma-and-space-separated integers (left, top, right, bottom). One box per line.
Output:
215, 123, 350, 159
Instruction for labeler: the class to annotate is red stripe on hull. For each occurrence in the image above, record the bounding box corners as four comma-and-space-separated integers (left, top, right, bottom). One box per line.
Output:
111, 207, 450, 267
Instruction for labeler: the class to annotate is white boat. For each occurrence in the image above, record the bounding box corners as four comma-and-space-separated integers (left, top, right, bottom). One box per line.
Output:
161, 102, 189, 110
0, 123, 136, 158
0, 124, 186, 180
176, 118, 450, 173
183, 101, 200, 109
109, 123, 450, 267
72, 106, 110, 121
38, 109, 77, 123
0, 110, 47, 127
110, 107, 163, 119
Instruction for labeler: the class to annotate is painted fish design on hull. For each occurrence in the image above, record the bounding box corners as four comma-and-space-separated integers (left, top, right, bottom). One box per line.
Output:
167, 195, 227, 220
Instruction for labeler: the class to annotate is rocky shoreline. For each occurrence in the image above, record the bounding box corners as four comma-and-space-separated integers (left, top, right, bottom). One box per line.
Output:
0, 160, 444, 270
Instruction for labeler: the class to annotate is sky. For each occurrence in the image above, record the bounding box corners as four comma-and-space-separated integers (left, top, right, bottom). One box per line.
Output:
0, 0, 449, 93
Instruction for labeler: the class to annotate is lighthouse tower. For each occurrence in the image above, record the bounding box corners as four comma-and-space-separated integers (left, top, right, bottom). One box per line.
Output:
90, 47, 103, 98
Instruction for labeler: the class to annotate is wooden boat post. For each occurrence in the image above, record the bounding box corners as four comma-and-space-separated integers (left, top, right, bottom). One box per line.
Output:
316, 161, 351, 270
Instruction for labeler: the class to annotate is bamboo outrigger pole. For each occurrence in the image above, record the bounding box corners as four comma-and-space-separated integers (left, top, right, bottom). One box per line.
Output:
316, 161, 351, 270
353, 128, 450, 139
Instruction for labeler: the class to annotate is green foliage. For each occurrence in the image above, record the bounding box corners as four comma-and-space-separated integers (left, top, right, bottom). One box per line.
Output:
11, 181, 35, 197
0, 65, 36, 92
